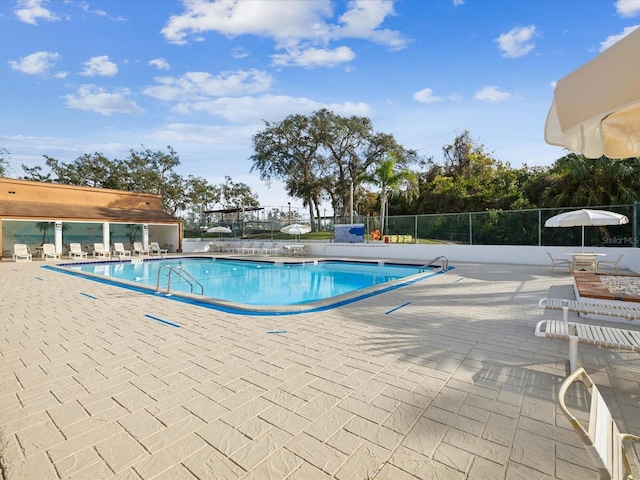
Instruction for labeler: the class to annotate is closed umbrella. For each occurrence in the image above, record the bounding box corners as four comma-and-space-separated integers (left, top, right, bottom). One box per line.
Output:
545, 27, 640, 158
544, 209, 629, 250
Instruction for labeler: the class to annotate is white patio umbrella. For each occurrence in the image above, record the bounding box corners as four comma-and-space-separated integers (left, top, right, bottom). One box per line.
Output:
544, 209, 629, 250
206, 225, 232, 240
544, 27, 640, 159
280, 223, 311, 240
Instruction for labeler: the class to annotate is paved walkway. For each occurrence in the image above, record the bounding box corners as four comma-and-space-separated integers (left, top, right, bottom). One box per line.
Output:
1, 257, 640, 479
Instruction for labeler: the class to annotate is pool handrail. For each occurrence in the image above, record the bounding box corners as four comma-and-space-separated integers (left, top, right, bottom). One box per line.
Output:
156, 264, 204, 295
420, 256, 448, 272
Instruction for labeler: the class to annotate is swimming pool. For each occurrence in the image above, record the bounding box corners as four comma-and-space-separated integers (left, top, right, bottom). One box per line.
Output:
50, 257, 451, 314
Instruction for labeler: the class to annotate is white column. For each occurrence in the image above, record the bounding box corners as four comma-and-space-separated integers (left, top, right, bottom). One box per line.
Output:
102, 222, 110, 251
55, 221, 63, 255
143, 224, 149, 249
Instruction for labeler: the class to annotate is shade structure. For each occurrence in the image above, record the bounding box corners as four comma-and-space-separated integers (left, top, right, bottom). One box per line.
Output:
544, 209, 629, 250
544, 27, 640, 159
206, 225, 232, 239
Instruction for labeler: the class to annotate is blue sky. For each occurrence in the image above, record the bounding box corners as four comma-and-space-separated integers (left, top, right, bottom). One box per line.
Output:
1, 0, 639, 209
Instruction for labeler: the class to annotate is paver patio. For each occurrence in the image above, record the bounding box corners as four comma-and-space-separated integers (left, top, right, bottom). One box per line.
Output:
1, 256, 639, 479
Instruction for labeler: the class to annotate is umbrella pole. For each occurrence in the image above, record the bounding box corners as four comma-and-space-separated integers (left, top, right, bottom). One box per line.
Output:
581, 225, 585, 252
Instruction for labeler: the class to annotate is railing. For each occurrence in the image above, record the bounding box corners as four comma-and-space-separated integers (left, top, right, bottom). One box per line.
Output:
156, 264, 204, 295
420, 256, 449, 272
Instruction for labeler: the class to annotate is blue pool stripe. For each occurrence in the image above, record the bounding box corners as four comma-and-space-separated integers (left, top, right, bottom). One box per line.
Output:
266, 330, 287, 334
385, 302, 411, 314
80, 292, 97, 300
35, 276, 44, 281
455, 277, 465, 283
144, 314, 181, 328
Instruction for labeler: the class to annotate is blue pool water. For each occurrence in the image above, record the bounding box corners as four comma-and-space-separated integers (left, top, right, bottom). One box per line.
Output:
65, 257, 438, 309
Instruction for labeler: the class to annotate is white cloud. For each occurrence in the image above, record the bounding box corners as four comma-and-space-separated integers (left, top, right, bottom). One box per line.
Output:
14, 0, 59, 25
453, 0, 465, 5
172, 94, 374, 123
272, 46, 356, 67
149, 58, 171, 70
81, 56, 118, 76
161, 0, 407, 65
413, 88, 444, 104
474, 86, 510, 102
599, 25, 640, 51
616, 0, 640, 17
495, 25, 536, 58
64, 85, 144, 116
232, 47, 249, 59
333, 0, 407, 50
8, 51, 60, 75
143, 69, 274, 101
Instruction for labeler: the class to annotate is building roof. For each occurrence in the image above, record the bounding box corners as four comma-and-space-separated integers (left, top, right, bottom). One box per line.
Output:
0, 200, 180, 224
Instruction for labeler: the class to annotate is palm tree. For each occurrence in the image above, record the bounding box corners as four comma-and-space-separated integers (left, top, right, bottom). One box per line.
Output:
360, 153, 418, 237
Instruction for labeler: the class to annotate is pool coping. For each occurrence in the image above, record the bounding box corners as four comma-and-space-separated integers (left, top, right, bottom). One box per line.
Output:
44, 255, 454, 316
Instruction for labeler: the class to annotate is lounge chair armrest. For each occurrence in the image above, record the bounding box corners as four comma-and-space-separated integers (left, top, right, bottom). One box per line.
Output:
620, 433, 640, 443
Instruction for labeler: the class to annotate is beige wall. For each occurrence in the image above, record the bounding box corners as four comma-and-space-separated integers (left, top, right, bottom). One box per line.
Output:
0, 177, 163, 210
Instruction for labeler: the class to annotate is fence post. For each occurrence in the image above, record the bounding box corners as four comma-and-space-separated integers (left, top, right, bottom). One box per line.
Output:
469, 213, 473, 245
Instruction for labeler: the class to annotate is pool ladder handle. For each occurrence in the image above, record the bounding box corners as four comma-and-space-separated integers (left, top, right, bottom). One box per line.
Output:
156, 264, 204, 295
420, 256, 448, 272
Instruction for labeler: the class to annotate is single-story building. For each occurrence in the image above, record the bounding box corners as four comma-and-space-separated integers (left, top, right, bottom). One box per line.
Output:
0, 177, 182, 259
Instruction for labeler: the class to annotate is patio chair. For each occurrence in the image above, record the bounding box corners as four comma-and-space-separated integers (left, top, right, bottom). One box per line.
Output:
112, 242, 131, 256
68, 243, 88, 259
546, 252, 571, 273
596, 253, 624, 274
262, 242, 278, 255
149, 242, 168, 256
93, 243, 110, 258
558, 367, 640, 479
41, 243, 59, 261
13, 244, 32, 262
132, 242, 150, 256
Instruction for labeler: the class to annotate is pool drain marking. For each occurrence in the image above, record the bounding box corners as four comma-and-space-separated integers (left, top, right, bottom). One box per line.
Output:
35, 276, 44, 281
385, 302, 411, 314
144, 314, 181, 328
80, 292, 97, 300
266, 330, 287, 334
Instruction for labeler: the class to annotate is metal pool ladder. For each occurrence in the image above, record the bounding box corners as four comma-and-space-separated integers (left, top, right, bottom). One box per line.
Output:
420, 256, 449, 272
156, 264, 204, 295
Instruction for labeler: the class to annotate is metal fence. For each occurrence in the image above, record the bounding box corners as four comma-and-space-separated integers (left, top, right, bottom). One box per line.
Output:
194, 203, 639, 249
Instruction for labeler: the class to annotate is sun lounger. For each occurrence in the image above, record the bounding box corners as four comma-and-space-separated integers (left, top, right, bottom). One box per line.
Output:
93, 243, 111, 258
558, 367, 640, 479
538, 297, 640, 322
41, 243, 59, 260
13, 244, 32, 262
149, 242, 168, 256
132, 242, 150, 256
535, 319, 640, 372
112, 242, 131, 256
68, 243, 88, 259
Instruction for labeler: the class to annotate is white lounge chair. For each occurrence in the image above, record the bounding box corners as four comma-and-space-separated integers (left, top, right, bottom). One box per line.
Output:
538, 297, 640, 322
41, 243, 59, 261
149, 242, 168, 256
535, 318, 640, 372
112, 242, 131, 256
596, 253, 624, 273
93, 243, 110, 258
13, 244, 32, 262
68, 243, 88, 259
558, 367, 640, 479
132, 242, 150, 256
546, 252, 571, 273
262, 242, 278, 255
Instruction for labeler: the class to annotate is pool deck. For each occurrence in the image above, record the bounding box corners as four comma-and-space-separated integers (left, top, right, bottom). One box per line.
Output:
1, 255, 640, 479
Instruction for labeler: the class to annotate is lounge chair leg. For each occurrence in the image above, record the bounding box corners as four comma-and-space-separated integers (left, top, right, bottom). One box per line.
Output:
568, 336, 578, 372
562, 304, 569, 323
